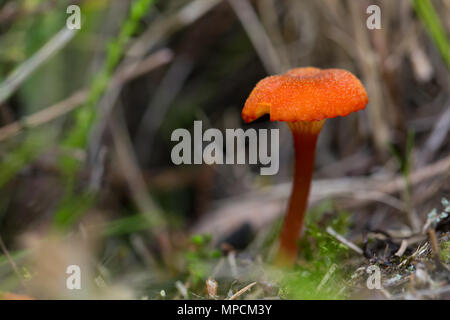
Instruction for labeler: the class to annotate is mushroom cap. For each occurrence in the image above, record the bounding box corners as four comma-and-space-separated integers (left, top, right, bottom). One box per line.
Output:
242, 67, 368, 123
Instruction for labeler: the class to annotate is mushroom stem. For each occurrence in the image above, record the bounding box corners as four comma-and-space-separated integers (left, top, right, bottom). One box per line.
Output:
276, 120, 325, 265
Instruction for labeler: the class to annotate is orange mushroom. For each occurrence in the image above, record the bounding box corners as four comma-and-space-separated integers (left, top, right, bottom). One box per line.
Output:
242, 67, 368, 265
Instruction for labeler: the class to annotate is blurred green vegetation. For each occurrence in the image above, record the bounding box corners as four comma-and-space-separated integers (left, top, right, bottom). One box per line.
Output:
0, 0, 449, 299
412, 0, 450, 68
279, 202, 351, 299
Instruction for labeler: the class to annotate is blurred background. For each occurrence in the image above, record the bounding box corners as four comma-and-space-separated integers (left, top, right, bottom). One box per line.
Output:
0, 0, 449, 299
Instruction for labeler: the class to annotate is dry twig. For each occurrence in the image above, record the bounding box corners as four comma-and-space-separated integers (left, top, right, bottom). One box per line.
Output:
193, 155, 450, 238
0, 49, 173, 143
227, 282, 257, 300
326, 227, 363, 255
0, 28, 77, 105
227, 0, 282, 74
0, 234, 26, 290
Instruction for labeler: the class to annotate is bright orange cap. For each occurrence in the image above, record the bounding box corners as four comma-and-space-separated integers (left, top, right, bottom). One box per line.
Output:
242, 67, 368, 123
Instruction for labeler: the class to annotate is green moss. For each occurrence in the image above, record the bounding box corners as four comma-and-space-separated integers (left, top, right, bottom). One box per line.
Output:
440, 241, 450, 263
279, 201, 352, 299
184, 233, 220, 285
